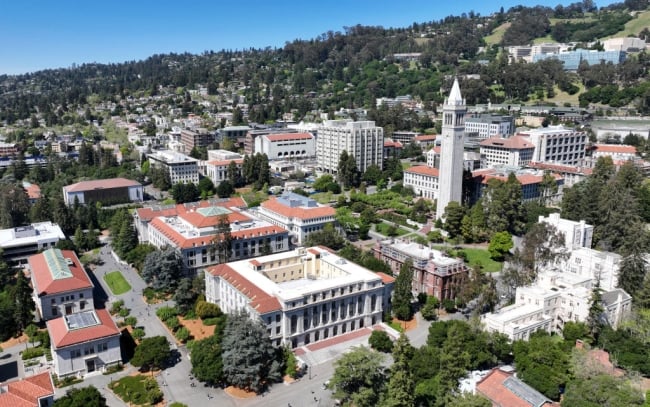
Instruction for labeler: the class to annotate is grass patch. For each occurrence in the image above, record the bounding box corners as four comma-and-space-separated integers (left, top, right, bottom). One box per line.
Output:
461, 248, 503, 273
401, 162, 412, 170
605, 9, 650, 38
310, 191, 340, 205
387, 321, 404, 333
483, 22, 510, 45
109, 375, 163, 406
375, 222, 410, 237
104, 271, 132, 295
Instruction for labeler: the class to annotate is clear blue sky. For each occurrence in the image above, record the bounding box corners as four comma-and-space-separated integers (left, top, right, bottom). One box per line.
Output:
0, 0, 619, 75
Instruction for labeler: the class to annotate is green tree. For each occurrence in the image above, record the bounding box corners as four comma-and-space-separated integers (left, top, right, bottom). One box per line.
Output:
381, 333, 415, 407
313, 174, 336, 192
443, 202, 466, 239
12, 271, 35, 333
446, 393, 491, 407
369, 330, 394, 353
561, 374, 644, 407
213, 214, 232, 263
488, 231, 513, 261
421, 296, 439, 321
173, 278, 200, 314
141, 248, 184, 292
586, 278, 605, 341
221, 312, 282, 393
191, 335, 223, 385
54, 386, 107, 407
304, 223, 346, 251
514, 332, 569, 400
461, 201, 488, 243
215, 180, 234, 198
362, 164, 383, 185
393, 260, 414, 321
330, 346, 386, 407
337, 150, 360, 189
131, 336, 171, 371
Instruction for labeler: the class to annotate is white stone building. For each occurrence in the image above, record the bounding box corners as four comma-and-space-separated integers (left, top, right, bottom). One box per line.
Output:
0, 222, 65, 265
517, 126, 587, 166
464, 114, 515, 139
147, 150, 199, 185
28, 249, 94, 321
47, 309, 121, 378
316, 120, 384, 174
255, 132, 316, 160
592, 144, 637, 162
205, 246, 395, 348
479, 135, 535, 168
403, 166, 439, 200
62, 178, 144, 206
257, 192, 336, 245
539, 213, 593, 250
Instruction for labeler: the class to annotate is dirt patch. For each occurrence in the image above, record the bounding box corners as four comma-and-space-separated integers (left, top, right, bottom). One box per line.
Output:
1, 333, 28, 349
225, 385, 257, 399
178, 316, 215, 341
393, 317, 418, 332
283, 375, 296, 384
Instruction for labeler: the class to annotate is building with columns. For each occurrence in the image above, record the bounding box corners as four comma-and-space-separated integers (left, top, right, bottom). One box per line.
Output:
205, 246, 394, 348
436, 78, 466, 219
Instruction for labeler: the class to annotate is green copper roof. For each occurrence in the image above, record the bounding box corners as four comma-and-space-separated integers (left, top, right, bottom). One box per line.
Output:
43, 248, 73, 280
196, 206, 231, 217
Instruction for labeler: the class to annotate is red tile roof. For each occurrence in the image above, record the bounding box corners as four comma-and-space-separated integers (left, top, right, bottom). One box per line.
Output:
135, 197, 247, 222
384, 140, 403, 148
593, 144, 637, 154
28, 250, 93, 296
46, 309, 120, 349
527, 162, 593, 175
24, 184, 41, 200
476, 368, 556, 407
264, 133, 313, 142
376, 272, 395, 284
414, 135, 436, 141
64, 177, 141, 193
480, 135, 535, 149
260, 197, 336, 220
0, 372, 53, 407
205, 158, 244, 167
478, 172, 562, 186
207, 264, 281, 314
405, 165, 440, 177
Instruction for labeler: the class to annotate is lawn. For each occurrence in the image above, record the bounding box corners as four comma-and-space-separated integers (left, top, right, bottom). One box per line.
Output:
375, 222, 410, 237
104, 271, 132, 295
109, 375, 163, 406
460, 248, 503, 273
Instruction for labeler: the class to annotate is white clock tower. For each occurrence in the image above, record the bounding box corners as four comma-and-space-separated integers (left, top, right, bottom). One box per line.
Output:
436, 78, 466, 220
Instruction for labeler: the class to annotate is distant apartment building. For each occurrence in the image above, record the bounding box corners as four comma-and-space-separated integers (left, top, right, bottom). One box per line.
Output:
245, 128, 298, 155
413, 134, 437, 148
592, 144, 637, 162
533, 49, 627, 70
147, 150, 199, 185
507, 43, 564, 63
0, 222, 65, 265
257, 192, 336, 245
180, 128, 214, 153
317, 120, 384, 174
0, 141, 19, 156
255, 133, 316, 160
202, 150, 244, 186
479, 135, 535, 168
28, 249, 94, 321
602, 37, 647, 52
526, 161, 592, 187
62, 178, 143, 206
133, 198, 289, 274
391, 131, 421, 145
464, 114, 515, 139
517, 126, 588, 166
205, 246, 395, 348
539, 213, 593, 250
219, 126, 251, 145
373, 239, 467, 300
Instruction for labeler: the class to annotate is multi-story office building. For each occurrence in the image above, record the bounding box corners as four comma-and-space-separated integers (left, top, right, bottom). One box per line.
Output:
205, 246, 395, 348
403, 166, 440, 200
147, 150, 199, 185
180, 128, 214, 153
465, 114, 515, 139
479, 135, 535, 168
373, 239, 467, 300
472, 168, 564, 203
202, 150, 244, 186
257, 192, 336, 245
255, 133, 316, 160
592, 144, 637, 162
533, 49, 626, 71
0, 222, 65, 265
517, 126, 587, 166
526, 162, 592, 187
316, 120, 384, 174
134, 198, 289, 274
28, 249, 94, 321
